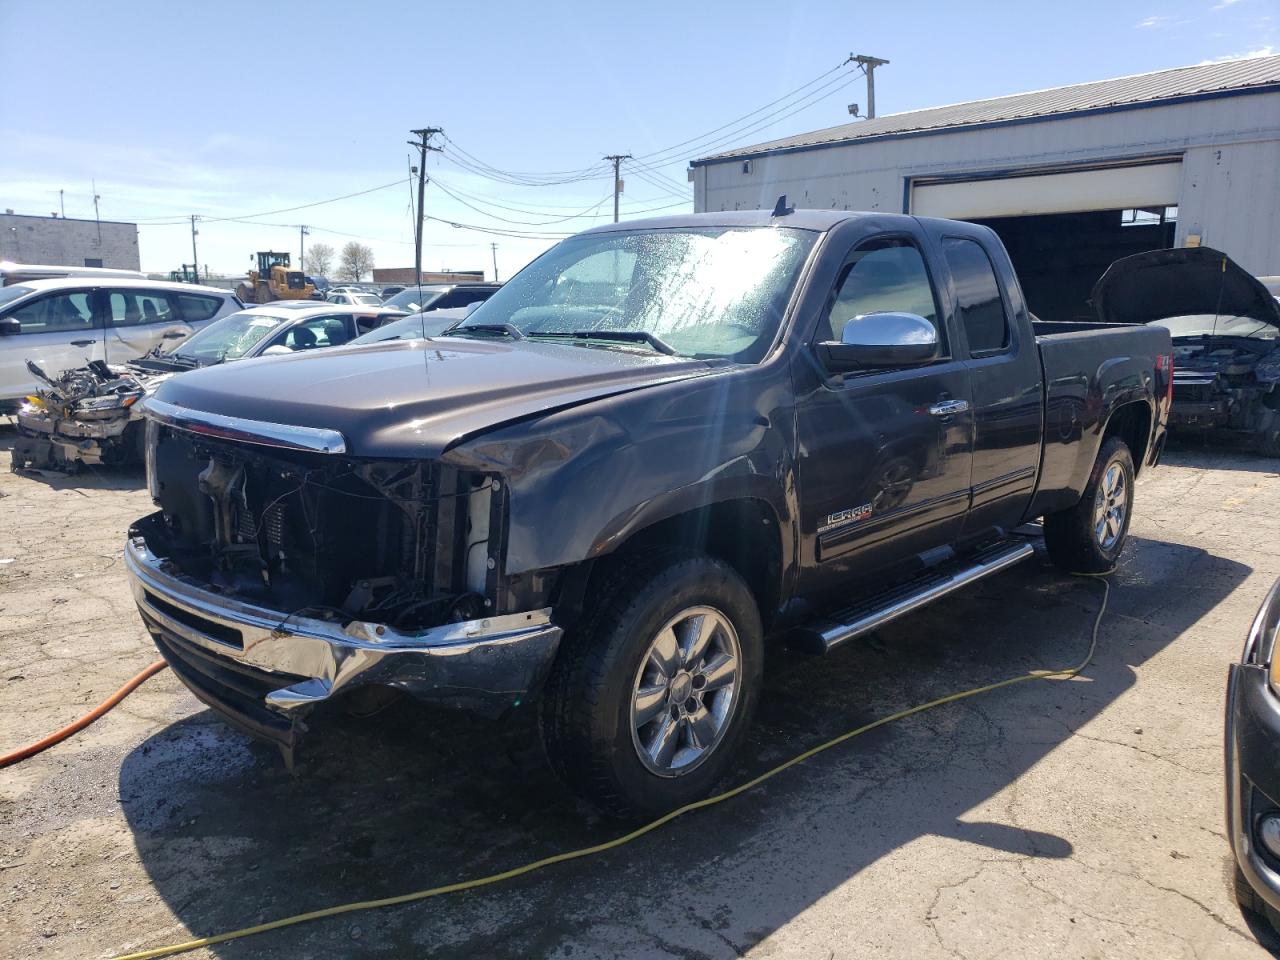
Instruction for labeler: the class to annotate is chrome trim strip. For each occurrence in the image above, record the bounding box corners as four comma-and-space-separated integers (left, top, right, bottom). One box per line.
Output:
813, 541, 1034, 652
140, 397, 348, 455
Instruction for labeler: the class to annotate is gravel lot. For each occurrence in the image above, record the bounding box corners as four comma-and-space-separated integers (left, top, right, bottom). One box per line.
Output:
3, 423, 1279, 959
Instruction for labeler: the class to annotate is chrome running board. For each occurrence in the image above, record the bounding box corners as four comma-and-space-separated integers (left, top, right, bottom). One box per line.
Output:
790, 539, 1035, 654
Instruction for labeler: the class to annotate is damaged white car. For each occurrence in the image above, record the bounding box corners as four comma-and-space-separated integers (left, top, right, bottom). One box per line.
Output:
12, 302, 403, 471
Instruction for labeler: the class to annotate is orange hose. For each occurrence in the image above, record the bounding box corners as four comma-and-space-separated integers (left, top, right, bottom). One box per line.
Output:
0, 660, 168, 768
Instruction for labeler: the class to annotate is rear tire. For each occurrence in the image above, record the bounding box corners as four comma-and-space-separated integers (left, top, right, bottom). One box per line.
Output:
1044, 436, 1135, 574
540, 549, 763, 818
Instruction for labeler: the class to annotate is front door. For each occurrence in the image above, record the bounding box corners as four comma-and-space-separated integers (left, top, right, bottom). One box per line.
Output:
0, 287, 104, 400
794, 235, 974, 595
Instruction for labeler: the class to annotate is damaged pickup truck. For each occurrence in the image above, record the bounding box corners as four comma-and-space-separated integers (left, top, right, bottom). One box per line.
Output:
13, 302, 404, 470
127, 209, 1171, 815
1092, 247, 1280, 453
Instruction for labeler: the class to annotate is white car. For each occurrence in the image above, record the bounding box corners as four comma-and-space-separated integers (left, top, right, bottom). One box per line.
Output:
326, 291, 383, 306
0, 277, 241, 405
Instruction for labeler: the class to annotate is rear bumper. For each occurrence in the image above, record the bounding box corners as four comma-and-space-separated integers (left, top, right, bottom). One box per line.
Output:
125, 534, 562, 753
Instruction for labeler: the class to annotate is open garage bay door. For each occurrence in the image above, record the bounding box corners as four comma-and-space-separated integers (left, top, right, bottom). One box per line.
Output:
911, 161, 1183, 322
911, 161, 1182, 219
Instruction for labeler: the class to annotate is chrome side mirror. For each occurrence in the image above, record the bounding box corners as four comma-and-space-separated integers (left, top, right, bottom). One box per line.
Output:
820, 312, 940, 371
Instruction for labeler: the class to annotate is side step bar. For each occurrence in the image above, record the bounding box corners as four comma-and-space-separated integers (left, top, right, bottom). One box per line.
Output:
790, 539, 1035, 655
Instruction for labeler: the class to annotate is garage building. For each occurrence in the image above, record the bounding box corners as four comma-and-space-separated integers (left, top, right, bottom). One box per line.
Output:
690, 56, 1280, 322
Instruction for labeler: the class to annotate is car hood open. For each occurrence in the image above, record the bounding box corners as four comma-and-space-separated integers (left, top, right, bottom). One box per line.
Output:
148, 336, 717, 458
1092, 247, 1280, 329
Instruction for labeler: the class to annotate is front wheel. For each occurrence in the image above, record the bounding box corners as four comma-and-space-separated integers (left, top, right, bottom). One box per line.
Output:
540, 550, 763, 817
1043, 436, 1135, 574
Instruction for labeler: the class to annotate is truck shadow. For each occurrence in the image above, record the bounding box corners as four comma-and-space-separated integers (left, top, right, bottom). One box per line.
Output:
114, 535, 1250, 958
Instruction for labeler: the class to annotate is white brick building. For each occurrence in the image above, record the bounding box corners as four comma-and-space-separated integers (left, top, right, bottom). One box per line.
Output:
0, 212, 140, 270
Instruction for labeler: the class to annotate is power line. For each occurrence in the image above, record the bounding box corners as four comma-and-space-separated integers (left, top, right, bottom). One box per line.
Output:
119, 178, 410, 225
637, 67, 864, 167
429, 178, 614, 225
633, 60, 853, 162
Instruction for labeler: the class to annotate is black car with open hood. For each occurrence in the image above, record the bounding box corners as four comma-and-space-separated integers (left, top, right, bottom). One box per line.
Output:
1094, 246, 1280, 452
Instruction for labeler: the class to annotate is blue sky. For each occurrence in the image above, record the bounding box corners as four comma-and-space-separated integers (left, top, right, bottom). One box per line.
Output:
1, 0, 1275, 279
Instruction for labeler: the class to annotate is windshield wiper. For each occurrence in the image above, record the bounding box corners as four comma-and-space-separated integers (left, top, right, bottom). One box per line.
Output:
453, 322, 525, 341
526, 329, 676, 356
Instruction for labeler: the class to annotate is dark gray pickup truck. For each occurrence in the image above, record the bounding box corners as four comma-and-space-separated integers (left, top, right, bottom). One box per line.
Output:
126, 209, 1171, 814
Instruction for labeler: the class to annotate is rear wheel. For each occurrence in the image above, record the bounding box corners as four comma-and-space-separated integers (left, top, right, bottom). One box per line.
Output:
1044, 436, 1135, 574
541, 550, 763, 817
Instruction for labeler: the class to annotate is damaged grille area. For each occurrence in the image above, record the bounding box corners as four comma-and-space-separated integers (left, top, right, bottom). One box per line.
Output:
137, 424, 500, 629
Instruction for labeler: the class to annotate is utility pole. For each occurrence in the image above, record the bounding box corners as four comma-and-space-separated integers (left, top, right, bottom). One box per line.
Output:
299, 225, 310, 272
604, 154, 631, 223
851, 54, 889, 119
92, 180, 102, 243
189, 216, 200, 284
491, 242, 499, 282
407, 127, 443, 287
59, 189, 65, 218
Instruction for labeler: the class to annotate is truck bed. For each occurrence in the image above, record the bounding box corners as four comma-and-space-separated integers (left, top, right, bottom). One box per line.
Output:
1028, 321, 1171, 518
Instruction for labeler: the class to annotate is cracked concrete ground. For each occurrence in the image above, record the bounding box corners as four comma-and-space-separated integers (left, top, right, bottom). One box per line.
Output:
3, 424, 1280, 959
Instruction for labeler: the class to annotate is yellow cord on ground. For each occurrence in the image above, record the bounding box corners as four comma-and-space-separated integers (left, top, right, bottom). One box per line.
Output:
112, 574, 1111, 960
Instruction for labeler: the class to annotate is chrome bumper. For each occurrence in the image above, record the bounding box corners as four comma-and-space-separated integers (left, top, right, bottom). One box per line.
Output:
125, 535, 562, 742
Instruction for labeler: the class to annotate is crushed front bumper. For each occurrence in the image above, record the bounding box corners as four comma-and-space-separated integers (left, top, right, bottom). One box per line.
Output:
13, 406, 136, 469
125, 535, 562, 758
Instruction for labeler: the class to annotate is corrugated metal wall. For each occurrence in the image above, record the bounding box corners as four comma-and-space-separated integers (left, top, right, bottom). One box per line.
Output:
694, 91, 1280, 276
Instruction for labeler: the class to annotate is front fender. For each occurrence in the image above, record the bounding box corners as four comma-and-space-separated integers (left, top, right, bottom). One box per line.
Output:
441, 364, 797, 578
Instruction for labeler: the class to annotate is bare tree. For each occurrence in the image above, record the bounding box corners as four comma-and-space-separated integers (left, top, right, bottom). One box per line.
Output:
305, 242, 334, 277
338, 241, 375, 281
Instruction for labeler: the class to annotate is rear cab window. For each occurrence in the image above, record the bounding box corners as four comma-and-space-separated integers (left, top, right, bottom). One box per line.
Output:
941, 237, 1010, 356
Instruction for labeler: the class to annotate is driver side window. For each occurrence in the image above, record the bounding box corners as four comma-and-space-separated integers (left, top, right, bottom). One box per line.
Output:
824, 238, 943, 351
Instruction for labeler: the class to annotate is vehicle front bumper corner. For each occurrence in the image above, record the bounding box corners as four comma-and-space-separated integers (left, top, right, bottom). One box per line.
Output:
1226, 661, 1280, 914
125, 535, 563, 754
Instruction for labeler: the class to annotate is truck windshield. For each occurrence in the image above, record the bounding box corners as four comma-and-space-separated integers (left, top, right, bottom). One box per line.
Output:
453, 226, 817, 361
169, 312, 287, 363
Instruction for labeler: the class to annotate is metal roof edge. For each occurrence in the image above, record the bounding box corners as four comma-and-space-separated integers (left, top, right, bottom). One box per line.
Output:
689, 82, 1280, 169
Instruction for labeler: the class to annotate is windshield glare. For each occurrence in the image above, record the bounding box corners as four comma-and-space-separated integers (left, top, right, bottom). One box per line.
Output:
0, 284, 35, 309
1153, 313, 1278, 340
172, 311, 286, 361
457, 227, 816, 361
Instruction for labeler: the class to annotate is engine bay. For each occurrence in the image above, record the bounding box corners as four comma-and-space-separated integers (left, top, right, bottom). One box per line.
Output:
137, 425, 501, 629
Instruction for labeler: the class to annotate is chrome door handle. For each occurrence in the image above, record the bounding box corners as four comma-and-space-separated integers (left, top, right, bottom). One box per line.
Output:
928, 399, 970, 416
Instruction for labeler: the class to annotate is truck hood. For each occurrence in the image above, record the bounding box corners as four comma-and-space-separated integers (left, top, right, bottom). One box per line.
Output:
1092, 247, 1280, 330
148, 336, 718, 458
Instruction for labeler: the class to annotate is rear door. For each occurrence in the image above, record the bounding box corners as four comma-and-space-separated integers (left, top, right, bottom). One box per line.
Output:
793, 232, 974, 593
0, 287, 105, 399
930, 228, 1043, 536
105, 288, 191, 363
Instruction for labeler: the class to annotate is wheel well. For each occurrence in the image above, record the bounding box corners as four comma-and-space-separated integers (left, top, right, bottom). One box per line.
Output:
1102, 401, 1152, 474
578, 500, 783, 630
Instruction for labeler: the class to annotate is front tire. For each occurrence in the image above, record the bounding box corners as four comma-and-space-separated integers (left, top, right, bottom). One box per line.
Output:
541, 550, 763, 817
1044, 436, 1135, 574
